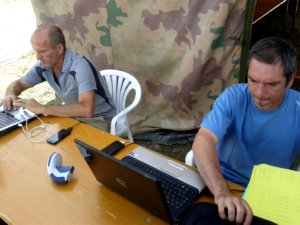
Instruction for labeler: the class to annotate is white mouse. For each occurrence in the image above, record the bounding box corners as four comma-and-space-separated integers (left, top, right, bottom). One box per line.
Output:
47, 152, 74, 184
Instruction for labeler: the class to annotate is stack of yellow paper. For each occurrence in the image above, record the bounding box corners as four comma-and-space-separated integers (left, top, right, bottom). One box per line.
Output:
244, 164, 300, 225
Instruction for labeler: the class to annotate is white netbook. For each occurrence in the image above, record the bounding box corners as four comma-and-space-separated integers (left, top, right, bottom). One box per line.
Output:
0, 105, 36, 135
125, 145, 205, 192
74, 138, 205, 193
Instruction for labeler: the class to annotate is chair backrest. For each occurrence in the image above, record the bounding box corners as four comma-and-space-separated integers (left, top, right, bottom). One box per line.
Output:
100, 69, 142, 141
185, 149, 196, 167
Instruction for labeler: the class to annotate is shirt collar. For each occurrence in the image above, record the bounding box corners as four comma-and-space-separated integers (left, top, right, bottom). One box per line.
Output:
61, 49, 72, 74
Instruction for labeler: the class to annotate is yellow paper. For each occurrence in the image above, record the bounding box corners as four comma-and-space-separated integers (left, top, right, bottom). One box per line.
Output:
244, 164, 300, 225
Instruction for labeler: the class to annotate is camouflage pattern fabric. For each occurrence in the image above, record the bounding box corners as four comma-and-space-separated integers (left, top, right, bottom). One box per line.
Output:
31, 0, 252, 135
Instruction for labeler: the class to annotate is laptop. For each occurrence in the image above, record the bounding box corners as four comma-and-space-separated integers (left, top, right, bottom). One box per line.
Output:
74, 138, 206, 224
0, 105, 36, 135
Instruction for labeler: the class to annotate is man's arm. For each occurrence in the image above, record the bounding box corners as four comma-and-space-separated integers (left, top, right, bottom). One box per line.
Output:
3, 77, 31, 110
13, 90, 95, 118
192, 128, 252, 225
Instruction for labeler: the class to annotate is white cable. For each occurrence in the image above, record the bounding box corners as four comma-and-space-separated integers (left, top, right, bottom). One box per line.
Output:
19, 115, 50, 143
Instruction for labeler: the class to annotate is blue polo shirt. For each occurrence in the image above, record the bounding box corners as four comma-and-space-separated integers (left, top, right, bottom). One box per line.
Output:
200, 84, 300, 187
24, 49, 115, 119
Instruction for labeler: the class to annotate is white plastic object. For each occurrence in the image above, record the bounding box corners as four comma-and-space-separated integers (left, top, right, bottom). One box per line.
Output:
100, 69, 142, 141
47, 152, 74, 184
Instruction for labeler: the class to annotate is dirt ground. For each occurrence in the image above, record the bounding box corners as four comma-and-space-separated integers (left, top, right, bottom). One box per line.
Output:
0, 0, 54, 103
0, 0, 35, 63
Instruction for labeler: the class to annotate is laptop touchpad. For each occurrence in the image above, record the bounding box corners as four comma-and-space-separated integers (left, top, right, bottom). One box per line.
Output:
160, 160, 186, 177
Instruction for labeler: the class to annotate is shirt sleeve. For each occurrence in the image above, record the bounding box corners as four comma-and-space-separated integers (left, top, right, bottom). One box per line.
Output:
24, 62, 45, 86
200, 86, 239, 140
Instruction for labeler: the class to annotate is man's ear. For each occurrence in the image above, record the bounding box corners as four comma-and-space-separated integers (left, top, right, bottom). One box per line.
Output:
287, 73, 295, 88
56, 43, 65, 54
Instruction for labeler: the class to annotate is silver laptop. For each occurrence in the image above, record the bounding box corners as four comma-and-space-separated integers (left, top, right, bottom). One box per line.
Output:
0, 105, 36, 135
74, 138, 206, 224
125, 145, 205, 192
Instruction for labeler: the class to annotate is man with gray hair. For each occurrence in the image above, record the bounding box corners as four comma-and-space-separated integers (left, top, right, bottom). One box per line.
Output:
2, 24, 115, 131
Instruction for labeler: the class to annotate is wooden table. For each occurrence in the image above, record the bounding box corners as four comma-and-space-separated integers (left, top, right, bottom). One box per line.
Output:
0, 117, 243, 225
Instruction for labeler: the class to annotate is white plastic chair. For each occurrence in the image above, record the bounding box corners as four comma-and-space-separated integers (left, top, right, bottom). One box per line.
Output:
185, 149, 196, 167
100, 69, 142, 141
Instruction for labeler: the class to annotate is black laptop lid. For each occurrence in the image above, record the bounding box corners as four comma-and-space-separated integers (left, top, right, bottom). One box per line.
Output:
75, 139, 173, 223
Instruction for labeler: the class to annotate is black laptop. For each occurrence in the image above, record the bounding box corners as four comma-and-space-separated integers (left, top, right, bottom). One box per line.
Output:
75, 139, 201, 224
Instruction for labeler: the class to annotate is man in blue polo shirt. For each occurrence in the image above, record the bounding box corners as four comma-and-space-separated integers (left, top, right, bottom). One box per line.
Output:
2, 24, 115, 131
192, 37, 300, 225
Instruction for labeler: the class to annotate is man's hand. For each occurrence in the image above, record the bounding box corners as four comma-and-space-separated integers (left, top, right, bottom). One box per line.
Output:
3, 77, 31, 110
193, 128, 253, 225
215, 191, 252, 225
2, 95, 19, 110
13, 98, 43, 114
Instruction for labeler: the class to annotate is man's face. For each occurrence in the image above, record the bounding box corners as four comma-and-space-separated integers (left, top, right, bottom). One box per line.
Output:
30, 29, 60, 69
247, 58, 293, 110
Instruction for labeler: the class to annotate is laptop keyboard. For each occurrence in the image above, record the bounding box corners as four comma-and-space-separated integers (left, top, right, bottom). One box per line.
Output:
122, 156, 198, 210
0, 112, 20, 128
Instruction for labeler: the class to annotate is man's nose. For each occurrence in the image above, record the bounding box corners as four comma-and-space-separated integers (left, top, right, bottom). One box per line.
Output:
255, 84, 267, 97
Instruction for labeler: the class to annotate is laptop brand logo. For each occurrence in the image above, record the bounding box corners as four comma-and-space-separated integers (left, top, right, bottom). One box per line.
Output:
116, 177, 127, 189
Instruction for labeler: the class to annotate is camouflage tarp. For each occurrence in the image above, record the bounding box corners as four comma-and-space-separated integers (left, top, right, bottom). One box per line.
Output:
31, 0, 254, 135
